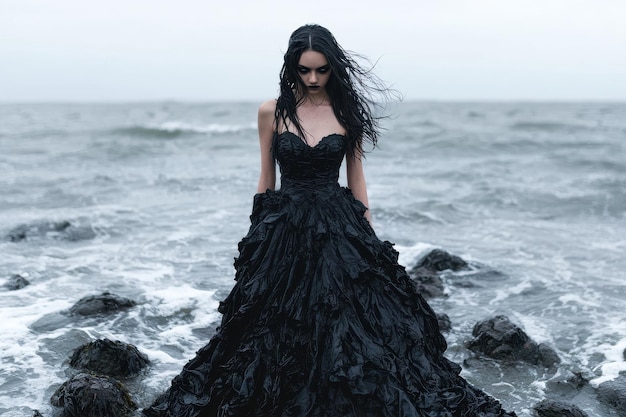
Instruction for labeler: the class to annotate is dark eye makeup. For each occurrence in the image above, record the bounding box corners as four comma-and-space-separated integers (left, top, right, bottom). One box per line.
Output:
298, 65, 331, 74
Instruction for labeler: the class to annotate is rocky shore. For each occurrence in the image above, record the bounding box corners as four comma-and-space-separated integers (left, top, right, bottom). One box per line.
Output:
5, 247, 625, 417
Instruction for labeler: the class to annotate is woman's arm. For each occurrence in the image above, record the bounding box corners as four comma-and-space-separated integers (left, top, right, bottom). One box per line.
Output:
257, 100, 277, 193
346, 151, 373, 227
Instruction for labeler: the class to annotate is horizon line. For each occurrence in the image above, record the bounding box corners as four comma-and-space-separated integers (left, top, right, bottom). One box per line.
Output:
2, 98, 626, 105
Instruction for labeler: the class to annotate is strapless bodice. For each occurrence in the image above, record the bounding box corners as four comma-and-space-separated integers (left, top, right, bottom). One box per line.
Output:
272, 131, 346, 192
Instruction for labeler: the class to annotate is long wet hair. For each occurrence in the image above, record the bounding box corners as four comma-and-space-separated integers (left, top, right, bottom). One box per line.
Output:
275, 24, 396, 158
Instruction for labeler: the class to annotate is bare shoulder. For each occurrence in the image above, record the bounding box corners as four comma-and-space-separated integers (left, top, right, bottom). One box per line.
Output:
258, 99, 277, 117
258, 99, 277, 137
258, 99, 277, 144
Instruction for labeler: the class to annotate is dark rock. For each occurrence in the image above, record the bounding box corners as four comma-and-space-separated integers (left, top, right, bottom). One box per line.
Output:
6, 219, 96, 242
537, 343, 562, 369
436, 313, 451, 332
68, 291, 136, 316
467, 315, 560, 368
409, 268, 445, 298
31, 293, 137, 332
32, 411, 44, 417
414, 248, 468, 272
408, 249, 471, 298
597, 375, 626, 416
7, 220, 71, 242
533, 399, 589, 417
4, 274, 30, 290
51, 372, 136, 417
70, 339, 150, 378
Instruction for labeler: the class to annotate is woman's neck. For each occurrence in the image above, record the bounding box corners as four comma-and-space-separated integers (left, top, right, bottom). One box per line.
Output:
299, 93, 330, 107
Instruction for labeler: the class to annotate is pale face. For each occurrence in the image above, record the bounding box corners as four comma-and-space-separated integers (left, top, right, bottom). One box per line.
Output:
297, 50, 331, 97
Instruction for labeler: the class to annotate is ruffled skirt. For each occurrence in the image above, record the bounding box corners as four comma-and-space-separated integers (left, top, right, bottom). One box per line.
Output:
143, 185, 515, 417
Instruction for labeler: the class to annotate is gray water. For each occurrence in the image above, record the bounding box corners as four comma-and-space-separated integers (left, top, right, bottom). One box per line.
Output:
1, 101, 624, 416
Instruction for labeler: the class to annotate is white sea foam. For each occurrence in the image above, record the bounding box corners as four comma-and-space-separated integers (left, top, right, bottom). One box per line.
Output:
490, 280, 533, 305
589, 319, 626, 386
0, 294, 72, 412
146, 285, 217, 317
514, 312, 554, 344
557, 293, 601, 309
156, 121, 256, 134
395, 241, 438, 268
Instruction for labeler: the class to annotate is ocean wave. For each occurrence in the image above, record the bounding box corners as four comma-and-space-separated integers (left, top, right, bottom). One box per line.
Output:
509, 121, 596, 133
111, 121, 257, 138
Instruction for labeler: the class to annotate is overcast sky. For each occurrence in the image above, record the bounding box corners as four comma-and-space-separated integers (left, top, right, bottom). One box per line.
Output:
1, 0, 625, 102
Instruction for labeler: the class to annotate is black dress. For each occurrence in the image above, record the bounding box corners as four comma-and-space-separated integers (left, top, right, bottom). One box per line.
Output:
143, 131, 516, 417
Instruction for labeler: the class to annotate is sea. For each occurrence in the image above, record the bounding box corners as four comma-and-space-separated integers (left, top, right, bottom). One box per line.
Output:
1, 101, 624, 417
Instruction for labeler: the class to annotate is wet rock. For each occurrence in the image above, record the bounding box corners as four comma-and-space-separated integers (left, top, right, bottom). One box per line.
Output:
32, 411, 44, 417
414, 248, 468, 272
6, 219, 96, 242
4, 273, 30, 290
31, 293, 137, 332
51, 372, 136, 417
68, 291, 136, 316
6, 220, 71, 241
436, 313, 451, 332
408, 268, 445, 298
597, 374, 626, 416
70, 339, 150, 378
408, 249, 470, 298
533, 399, 589, 417
467, 315, 560, 368
537, 343, 562, 368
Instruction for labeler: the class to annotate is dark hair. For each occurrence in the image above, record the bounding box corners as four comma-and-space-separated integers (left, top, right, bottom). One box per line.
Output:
275, 24, 396, 157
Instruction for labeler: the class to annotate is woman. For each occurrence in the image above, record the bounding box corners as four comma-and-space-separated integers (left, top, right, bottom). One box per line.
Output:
143, 24, 516, 417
